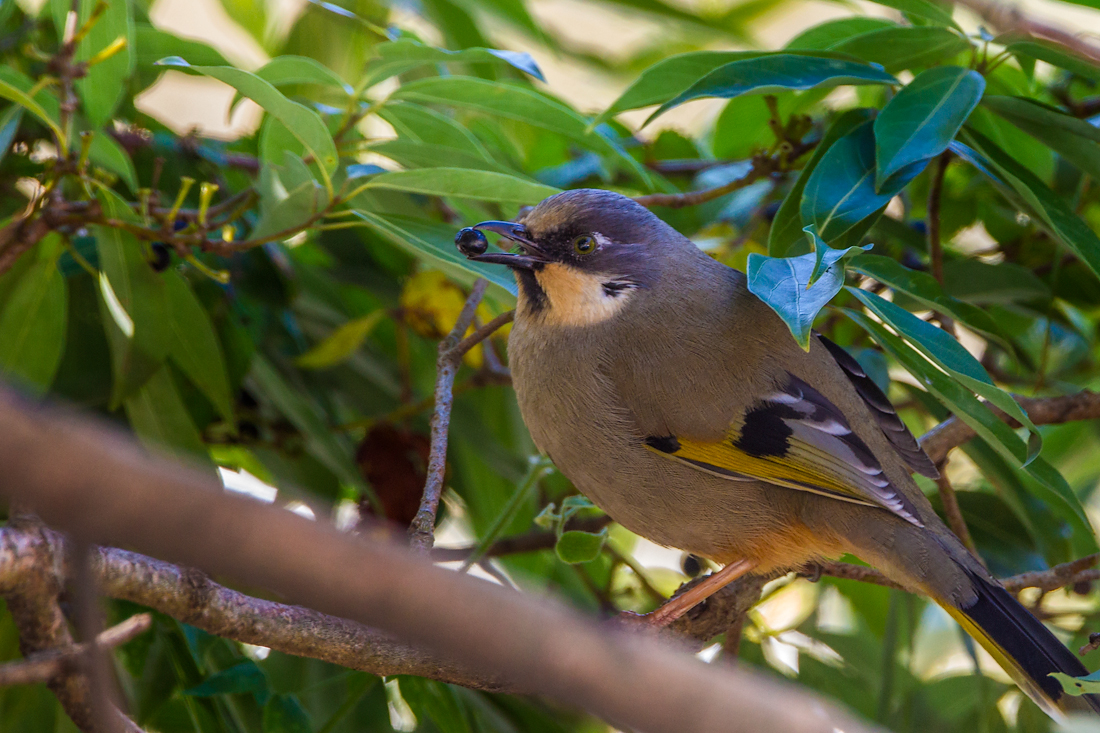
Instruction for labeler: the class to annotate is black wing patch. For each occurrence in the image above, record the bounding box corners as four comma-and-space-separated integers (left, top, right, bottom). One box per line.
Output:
818, 335, 940, 479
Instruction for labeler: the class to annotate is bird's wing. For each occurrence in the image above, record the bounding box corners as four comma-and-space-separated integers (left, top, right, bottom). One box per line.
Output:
817, 335, 939, 479
644, 373, 925, 527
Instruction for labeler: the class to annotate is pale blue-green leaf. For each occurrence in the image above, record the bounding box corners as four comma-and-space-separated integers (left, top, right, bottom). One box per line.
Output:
747, 244, 869, 350
874, 66, 984, 191
0, 106, 22, 166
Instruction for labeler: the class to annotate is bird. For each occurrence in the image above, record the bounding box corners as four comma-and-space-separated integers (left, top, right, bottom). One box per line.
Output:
458, 188, 1100, 718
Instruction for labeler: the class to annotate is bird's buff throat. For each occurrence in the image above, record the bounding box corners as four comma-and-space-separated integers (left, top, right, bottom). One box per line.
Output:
517, 262, 638, 327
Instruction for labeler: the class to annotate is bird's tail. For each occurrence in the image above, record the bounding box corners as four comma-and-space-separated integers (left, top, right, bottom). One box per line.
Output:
941, 567, 1100, 717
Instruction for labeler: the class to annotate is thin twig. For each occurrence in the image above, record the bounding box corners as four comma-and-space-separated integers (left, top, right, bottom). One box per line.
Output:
934, 466, 979, 559
408, 279, 491, 553
0, 614, 151, 688
953, 0, 1100, 64
920, 390, 1100, 464
633, 155, 774, 209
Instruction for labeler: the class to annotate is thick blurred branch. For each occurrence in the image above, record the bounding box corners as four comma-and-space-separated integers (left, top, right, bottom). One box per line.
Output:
920, 390, 1100, 463
0, 387, 883, 733
953, 0, 1100, 64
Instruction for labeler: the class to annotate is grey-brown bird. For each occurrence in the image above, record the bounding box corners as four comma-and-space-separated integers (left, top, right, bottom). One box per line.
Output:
460, 189, 1098, 717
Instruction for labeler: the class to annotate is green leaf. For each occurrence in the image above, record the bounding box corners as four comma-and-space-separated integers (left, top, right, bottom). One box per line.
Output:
87, 131, 138, 192
252, 160, 325, 242
255, 55, 352, 94
957, 128, 1100, 283
164, 271, 235, 425
367, 140, 512, 174
768, 108, 874, 256
785, 18, 897, 51
134, 24, 231, 68
648, 54, 896, 124
0, 236, 67, 393
801, 121, 917, 246
184, 661, 268, 697
248, 355, 365, 491
940, 260, 1050, 304
74, 0, 134, 127
862, 0, 959, 28
123, 367, 209, 460
391, 77, 652, 187
296, 310, 386, 369
0, 73, 66, 155
555, 529, 608, 564
157, 59, 338, 177
831, 27, 970, 73
847, 254, 1009, 345
1005, 39, 1100, 82
874, 66, 984, 191
846, 308, 1096, 570
379, 102, 495, 159
1051, 670, 1100, 697
263, 694, 311, 733
846, 287, 1041, 462
95, 190, 170, 407
0, 106, 23, 166
353, 211, 517, 296
360, 168, 559, 204
746, 243, 869, 350
599, 50, 763, 120
981, 95, 1100, 182
364, 39, 544, 87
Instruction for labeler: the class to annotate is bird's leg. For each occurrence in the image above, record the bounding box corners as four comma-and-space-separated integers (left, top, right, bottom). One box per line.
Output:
620, 559, 756, 629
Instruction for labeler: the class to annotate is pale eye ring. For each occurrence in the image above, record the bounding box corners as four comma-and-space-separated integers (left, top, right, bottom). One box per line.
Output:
573, 234, 596, 255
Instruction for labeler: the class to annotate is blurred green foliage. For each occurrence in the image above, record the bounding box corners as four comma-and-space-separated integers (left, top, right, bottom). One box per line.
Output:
1, 0, 1100, 730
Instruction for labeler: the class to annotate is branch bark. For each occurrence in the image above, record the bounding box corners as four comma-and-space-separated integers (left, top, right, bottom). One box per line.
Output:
0, 387, 884, 733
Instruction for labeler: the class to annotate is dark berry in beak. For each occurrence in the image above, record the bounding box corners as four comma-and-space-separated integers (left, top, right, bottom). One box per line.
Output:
455, 227, 488, 257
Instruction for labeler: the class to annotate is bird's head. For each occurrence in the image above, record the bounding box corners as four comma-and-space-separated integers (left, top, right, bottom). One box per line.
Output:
462, 189, 683, 326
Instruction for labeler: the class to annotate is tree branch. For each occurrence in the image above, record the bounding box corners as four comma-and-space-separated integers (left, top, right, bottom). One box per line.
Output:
408, 279, 496, 553
0, 387, 884, 733
920, 390, 1100, 464
0, 518, 144, 733
953, 0, 1100, 65
935, 468, 979, 559
0, 614, 151, 688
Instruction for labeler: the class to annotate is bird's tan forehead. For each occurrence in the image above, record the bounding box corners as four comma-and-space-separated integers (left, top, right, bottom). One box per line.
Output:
521, 263, 633, 327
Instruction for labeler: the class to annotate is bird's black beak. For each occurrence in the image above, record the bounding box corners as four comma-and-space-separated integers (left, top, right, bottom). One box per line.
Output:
468, 221, 548, 270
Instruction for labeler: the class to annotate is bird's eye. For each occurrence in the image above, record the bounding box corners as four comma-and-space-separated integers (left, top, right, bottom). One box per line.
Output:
573, 235, 596, 255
